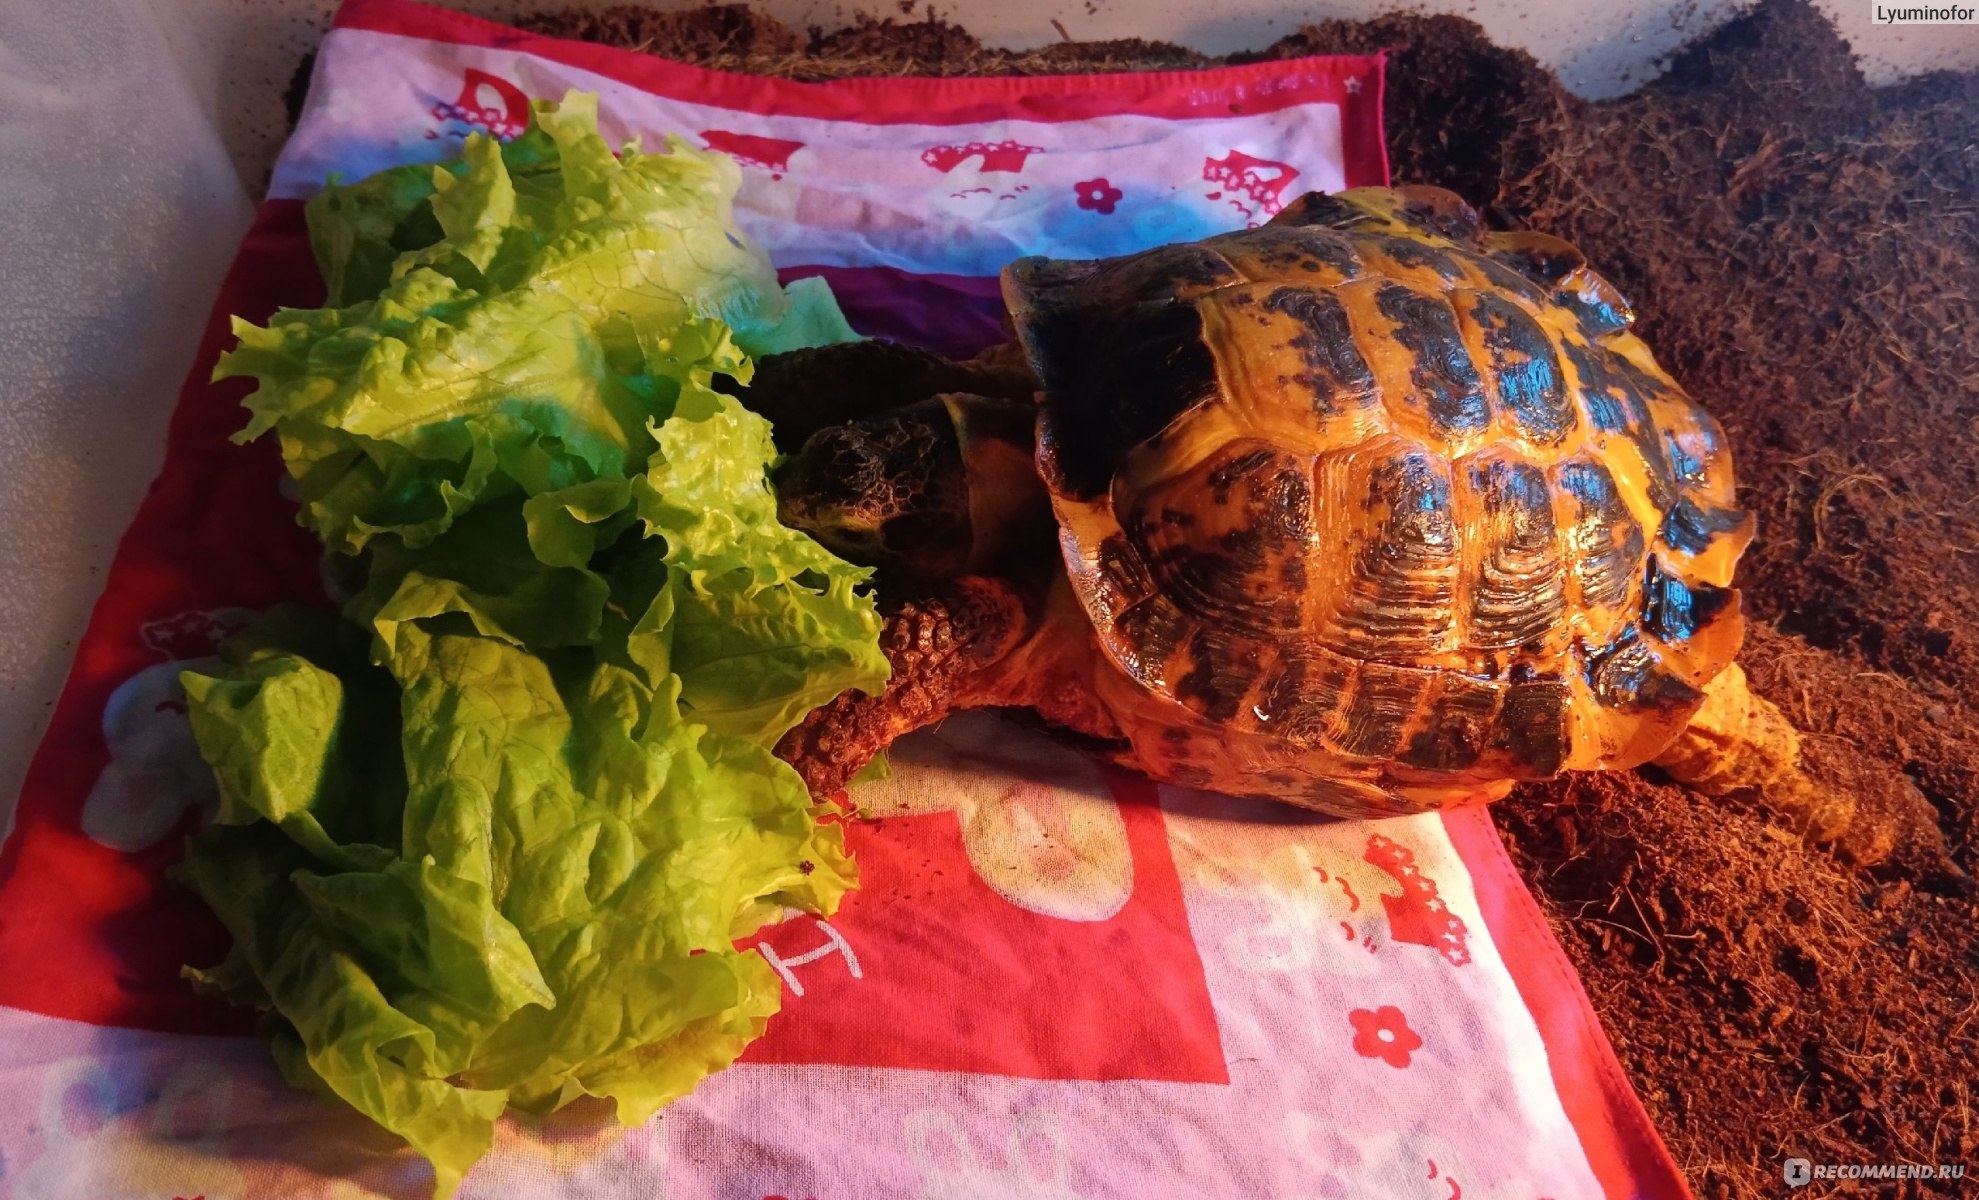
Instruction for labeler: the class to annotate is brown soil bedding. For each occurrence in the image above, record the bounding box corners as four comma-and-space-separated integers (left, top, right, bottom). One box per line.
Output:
518, 3, 1978, 1193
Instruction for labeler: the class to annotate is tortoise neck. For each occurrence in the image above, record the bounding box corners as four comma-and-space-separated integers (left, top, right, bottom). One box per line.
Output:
978, 570, 1124, 744
946, 393, 1055, 577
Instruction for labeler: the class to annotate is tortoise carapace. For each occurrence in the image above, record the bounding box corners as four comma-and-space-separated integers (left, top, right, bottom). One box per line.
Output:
759, 186, 1826, 827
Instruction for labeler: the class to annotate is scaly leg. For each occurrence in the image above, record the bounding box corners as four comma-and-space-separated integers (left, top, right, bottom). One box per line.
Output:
746, 340, 1100, 796
773, 577, 1032, 797
772, 574, 1121, 797
1654, 663, 1957, 876
1654, 663, 1848, 837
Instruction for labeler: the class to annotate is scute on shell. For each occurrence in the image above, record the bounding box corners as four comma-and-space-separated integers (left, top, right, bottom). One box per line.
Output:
1002, 185, 1753, 817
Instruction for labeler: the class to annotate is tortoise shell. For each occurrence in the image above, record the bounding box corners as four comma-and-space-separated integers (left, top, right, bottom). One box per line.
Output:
1002, 186, 1754, 817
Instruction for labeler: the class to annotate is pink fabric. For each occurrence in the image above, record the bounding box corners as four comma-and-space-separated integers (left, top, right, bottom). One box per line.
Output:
0, 3, 1687, 1196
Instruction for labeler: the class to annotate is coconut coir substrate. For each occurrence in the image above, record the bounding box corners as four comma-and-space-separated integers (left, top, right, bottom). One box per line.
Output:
505, 3, 1978, 1193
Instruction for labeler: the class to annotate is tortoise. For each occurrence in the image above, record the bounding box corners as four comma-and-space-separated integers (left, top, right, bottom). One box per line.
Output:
744, 185, 1850, 841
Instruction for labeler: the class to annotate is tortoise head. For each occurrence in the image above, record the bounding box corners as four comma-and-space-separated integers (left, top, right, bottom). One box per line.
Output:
775, 392, 1055, 583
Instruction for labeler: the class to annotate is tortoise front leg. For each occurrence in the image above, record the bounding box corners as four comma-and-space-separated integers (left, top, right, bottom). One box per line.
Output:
774, 576, 1032, 796
744, 340, 1088, 794
1654, 664, 1957, 877
762, 390, 1104, 795
772, 573, 1124, 797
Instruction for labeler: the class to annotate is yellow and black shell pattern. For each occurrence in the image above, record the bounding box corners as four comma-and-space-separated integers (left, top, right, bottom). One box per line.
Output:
1002, 185, 1754, 818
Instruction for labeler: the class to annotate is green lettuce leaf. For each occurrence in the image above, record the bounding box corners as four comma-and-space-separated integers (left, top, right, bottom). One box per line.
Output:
216, 92, 857, 557
637, 379, 893, 745
180, 92, 883, 1198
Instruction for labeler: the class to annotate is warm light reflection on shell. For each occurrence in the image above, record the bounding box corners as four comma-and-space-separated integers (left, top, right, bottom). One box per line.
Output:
1005, 185, 1754, 817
